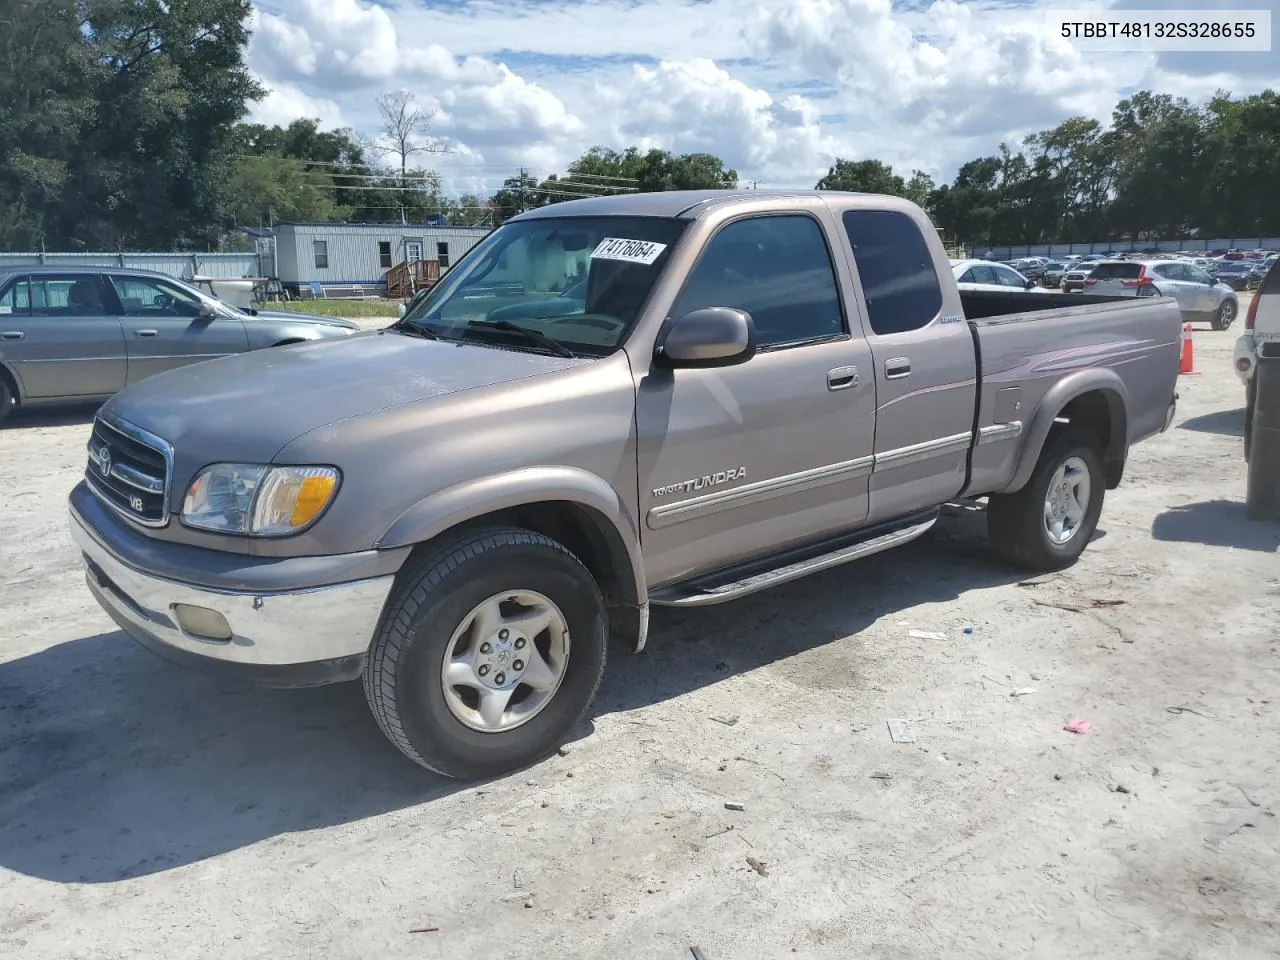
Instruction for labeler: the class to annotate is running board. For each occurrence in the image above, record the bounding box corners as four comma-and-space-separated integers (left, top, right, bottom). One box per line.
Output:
649, 513, 939, 608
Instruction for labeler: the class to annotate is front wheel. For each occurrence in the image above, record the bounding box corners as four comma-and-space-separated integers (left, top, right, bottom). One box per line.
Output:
363, 527, 607, 779
1212, 300, 1237, 331
987, 428, 1106, 571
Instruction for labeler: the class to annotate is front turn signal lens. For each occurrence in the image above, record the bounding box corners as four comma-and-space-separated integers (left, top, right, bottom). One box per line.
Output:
249, 466, 340, 536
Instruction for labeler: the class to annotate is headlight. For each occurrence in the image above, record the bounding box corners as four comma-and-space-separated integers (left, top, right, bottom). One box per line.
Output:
182, 463, 340, 536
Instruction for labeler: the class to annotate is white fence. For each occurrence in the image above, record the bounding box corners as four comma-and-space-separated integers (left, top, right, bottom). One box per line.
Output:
0, 251, 265, 279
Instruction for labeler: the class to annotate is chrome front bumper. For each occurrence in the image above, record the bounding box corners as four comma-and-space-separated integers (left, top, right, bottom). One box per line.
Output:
70, 506, 395, 686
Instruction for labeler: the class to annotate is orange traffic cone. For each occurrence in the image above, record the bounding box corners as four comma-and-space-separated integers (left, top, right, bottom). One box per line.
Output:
1179, 323, 1196, 375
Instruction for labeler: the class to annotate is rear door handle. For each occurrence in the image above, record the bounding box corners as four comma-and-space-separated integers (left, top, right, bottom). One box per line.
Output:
884, 357, 912, 379
827, 365, 860, 390
135, 329, 158, 338
0, 331, 24, 340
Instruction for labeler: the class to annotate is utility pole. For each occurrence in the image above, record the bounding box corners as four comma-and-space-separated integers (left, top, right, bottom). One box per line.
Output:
518, 167, 528, 213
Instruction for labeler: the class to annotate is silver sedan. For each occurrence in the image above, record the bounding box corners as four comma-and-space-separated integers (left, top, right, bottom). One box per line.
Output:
0, 267, 359, 423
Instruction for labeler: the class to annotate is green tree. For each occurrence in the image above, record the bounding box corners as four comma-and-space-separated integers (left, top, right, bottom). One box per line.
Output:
69, 0, 262, 248
816, 158, 906, 194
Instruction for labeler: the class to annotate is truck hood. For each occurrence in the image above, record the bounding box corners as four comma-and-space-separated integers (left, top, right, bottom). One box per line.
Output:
100, 331, 590, 467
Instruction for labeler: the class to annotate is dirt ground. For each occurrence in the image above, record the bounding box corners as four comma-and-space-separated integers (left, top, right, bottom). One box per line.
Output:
2, 322, 1278, 960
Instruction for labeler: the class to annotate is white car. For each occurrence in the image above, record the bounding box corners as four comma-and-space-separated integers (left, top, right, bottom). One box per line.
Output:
1235, 259, 1280, 459
950, 259, 1046, 293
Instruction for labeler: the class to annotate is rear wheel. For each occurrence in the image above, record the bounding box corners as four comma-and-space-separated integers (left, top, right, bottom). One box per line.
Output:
363, 527, 607, 779
987, 428, 1106, 571
1212, 300, 1237, 331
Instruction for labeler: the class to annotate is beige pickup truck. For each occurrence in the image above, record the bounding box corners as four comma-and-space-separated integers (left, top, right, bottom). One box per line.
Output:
70, 191, 1182, 777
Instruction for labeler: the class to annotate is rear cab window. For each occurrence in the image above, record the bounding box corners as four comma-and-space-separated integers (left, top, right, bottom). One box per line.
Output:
841, 210, 943, 335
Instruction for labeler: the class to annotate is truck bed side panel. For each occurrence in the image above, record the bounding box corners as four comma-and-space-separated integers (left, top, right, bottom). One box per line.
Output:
963, 297, 1182, 497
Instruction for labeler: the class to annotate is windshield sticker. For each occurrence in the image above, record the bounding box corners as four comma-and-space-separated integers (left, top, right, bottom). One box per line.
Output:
590, 237, 667, 265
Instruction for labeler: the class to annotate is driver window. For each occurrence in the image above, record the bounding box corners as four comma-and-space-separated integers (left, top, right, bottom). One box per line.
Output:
110, 276, 204, 318
995, 267, 1024, 287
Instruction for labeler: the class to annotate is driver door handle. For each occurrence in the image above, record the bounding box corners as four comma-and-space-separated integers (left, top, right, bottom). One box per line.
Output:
884, 357, 912, 379
1, 331, 24, 340
135, 329, 158, 338
827, 365, 860, 390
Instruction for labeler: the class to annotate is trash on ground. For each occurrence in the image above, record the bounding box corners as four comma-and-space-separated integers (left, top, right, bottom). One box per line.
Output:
887, 719, 916, 743
710, 715, 740, 727
746, 856, 769, 876
409, 927, 439, 933
556, 745, 569, 756
908, 630, 948, 640
1011, 687, 1037, 697
1109, 784, 1131, 794
705, 825, 734, 839
691, 947, 710, 960
869, 771, 893, 780
513, 869, 526, 889
1017, 575, 1058, 587
1063, 719, 1093, 734
963, 626, 975, 635
724, 800, 746, 811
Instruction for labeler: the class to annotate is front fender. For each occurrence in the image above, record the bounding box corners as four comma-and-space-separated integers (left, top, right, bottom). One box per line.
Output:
373, 465, 646, 605
1000, 368, 1130, 494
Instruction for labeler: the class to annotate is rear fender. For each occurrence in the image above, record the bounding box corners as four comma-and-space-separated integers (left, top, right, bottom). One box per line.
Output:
1000, 369, 1130, 493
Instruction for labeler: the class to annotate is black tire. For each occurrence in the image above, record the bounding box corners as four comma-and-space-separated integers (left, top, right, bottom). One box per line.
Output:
1212, 300, 1236, 331
363, 527, 607, 779
987, 428, 1106, 572
0, 376, 14, 425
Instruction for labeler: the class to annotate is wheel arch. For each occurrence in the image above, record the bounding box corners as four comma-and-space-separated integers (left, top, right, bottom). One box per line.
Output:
375, 466, 647, 639
1001, 371, 1130, 494
0, 360, 21, 408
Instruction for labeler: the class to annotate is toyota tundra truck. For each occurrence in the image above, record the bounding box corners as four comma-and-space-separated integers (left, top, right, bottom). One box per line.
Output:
69, 191, 1182, 778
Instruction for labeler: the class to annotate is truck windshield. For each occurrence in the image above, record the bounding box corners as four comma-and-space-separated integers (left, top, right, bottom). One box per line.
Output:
400, 216, 688, 356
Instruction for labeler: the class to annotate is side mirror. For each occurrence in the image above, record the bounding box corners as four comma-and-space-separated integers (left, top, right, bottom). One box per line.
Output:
1024, 278, 1035, 289
398, 303, 407, 318
655, 307, 756, 369
196, 301, 217, 320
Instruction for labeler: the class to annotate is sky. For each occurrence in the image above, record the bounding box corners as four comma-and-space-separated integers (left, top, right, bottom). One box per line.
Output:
246, 0, 1280, 197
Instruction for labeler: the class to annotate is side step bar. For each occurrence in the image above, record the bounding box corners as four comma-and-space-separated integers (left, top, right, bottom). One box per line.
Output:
649, 512, 939, 608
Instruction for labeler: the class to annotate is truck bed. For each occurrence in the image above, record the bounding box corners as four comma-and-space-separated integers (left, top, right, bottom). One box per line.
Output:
959, 289, 1130, 320
961, 292, 1184, 499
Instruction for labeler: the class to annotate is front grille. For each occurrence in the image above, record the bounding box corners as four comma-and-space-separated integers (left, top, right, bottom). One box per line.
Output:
85, 417, 172, 526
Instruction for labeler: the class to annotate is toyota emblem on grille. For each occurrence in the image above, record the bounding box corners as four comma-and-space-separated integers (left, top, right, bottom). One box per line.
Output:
97, 445, 112, 479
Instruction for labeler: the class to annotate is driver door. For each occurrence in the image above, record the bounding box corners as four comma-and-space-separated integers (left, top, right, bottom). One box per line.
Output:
108, 275, 249, 384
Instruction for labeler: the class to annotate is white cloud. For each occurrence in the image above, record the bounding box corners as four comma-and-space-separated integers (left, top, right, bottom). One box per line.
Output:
596, 59, 839, 183
248, 80, 347, 129
245, 0, 1280, 193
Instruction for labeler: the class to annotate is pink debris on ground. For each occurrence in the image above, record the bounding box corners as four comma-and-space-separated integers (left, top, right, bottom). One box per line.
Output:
1063, 719, 1093, 735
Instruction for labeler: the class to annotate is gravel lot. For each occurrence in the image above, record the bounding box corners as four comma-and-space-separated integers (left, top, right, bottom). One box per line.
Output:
2, 322, 1278, 960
